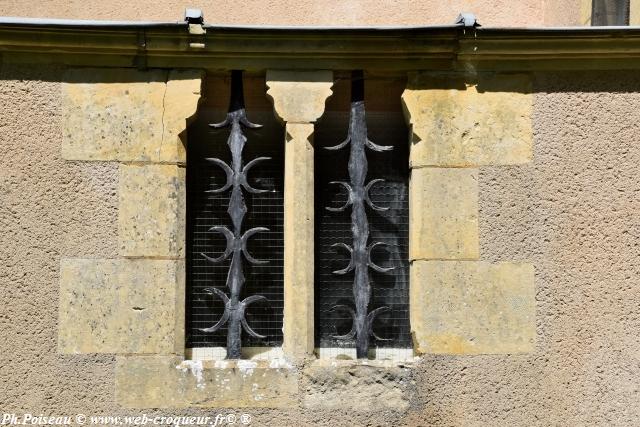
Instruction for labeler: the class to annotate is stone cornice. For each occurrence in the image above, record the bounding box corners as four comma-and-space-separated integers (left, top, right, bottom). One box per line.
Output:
2, 21, 640, 71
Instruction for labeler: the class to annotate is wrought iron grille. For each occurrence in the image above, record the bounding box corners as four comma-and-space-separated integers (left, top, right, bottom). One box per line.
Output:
315, 75, 411, 355
186, 74, 284, 352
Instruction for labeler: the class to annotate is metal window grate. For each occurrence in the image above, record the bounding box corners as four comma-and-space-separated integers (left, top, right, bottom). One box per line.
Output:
186, 111, 285, 348
314, 110, 411, 350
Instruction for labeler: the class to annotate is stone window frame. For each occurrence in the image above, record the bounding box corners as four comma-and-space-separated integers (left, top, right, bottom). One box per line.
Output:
58, 67, 535, 409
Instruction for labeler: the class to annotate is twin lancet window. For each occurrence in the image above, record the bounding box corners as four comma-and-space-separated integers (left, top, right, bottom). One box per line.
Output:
186, 71, 410, 360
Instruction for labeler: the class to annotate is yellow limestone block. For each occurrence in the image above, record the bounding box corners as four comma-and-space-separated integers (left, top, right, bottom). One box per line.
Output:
410, 260, 535, 354
118, 164, 185, 257
410, 167, 479, 260
58, 258, 184, 354
62, 68, 202, 163
402, 72, 532, 167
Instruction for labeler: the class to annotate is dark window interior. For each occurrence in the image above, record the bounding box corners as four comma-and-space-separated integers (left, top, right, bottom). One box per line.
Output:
314, 76, 411, 350
592, 0, 630, 25
186, 75, 285, 348
186, 74, 411, 353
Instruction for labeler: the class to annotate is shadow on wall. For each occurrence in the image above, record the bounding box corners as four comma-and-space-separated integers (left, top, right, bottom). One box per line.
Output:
404, 70, 640, 94
405, 72, 533, 94
3, 65, 640, 94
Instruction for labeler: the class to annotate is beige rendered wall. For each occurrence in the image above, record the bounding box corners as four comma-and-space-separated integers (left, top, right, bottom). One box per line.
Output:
1, 62, 640, 424
545, 0, 584, 26
0, 0, 585, 27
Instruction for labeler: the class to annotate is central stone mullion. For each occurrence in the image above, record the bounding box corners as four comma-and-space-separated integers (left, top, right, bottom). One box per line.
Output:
266, 70, 333, 359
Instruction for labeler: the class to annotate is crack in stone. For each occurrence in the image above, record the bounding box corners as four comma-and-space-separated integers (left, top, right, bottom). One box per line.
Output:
158, 72, 169, 161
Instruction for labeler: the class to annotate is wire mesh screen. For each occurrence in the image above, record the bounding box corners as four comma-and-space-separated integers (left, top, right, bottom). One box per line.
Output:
592, 0, 629, 26
186, 111, 284, 348
315, 110, 411, 350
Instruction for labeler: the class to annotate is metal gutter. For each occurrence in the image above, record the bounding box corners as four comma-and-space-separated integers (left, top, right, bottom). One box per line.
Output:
201, 24, 461, 31
1, 15, 640, 32
1, 15, 639, 31
0, 16, 186, 28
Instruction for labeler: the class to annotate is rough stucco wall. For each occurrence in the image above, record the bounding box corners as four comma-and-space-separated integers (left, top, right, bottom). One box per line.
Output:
0, 0, 552, 27
0, 64, 119, 411
544, 0, 583, 26
468, 71, 640, 426
2, 65, 640, 425
400, 71, 640, 426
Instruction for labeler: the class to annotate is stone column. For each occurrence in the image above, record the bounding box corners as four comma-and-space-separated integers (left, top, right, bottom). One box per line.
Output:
266, 70, 333, 359
402, 72, 536, 354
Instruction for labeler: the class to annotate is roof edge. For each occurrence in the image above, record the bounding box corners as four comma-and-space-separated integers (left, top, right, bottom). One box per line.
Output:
2, 16, 640, 72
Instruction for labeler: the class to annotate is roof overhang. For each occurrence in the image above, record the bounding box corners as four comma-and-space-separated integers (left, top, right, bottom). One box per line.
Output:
1, 17, 640, 72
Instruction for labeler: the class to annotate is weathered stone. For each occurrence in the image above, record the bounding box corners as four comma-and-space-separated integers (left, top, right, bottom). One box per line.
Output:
119, 164, 185, 258
410, 260, 535, 354
116, 356, 298, 408
303, 359, 412, 412
58, 259, 184, 354
266, 72, 333, 359
579, 0, 593, 25
283, 123, 315, 358
632, 0, 640, 25
161, 70, 204, 162
410, 167, 479, 260
402, 72, 532, 167
266, 70, 333, 123
62, 68, 202, 163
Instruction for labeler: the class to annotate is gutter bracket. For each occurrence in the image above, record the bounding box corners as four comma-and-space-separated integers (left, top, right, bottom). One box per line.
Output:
134, 29, 148, 70
455, 13, 480, 28
185, 8, 206, 48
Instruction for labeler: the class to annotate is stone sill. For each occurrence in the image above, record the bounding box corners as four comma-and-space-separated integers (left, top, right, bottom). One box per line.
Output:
314, 347, 416, 362
186, 347, 284, 361
116, 356, 298, 408
116, 355, 414, 409
187, 346, 417, 362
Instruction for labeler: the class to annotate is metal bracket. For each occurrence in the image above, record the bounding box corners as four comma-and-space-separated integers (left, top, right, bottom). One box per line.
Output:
185, 8, 204, 24
133, 29, 147, 70
185, 8, 206, 48
455, 12, 480, 27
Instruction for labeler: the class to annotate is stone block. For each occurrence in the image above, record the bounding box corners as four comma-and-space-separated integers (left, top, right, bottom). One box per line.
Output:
62, 68, 202, 163
410, 167, 479, 260
266, 70, 333, 123
402, 72, 532, 167
303, 360, 412, 412
118, 164, 185, 258
116, 357, 298, 408
410, 260, 535, 354
58, 258, 184, 354
161, 70, 204, 162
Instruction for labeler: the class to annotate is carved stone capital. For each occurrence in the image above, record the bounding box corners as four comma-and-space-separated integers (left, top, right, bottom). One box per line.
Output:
266, 70, 333, 124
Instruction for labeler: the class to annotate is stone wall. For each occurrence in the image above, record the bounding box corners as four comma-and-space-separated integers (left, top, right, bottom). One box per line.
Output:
403, 72, 535, 355
1, 63, 640, 425
58, 68, 202, 361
